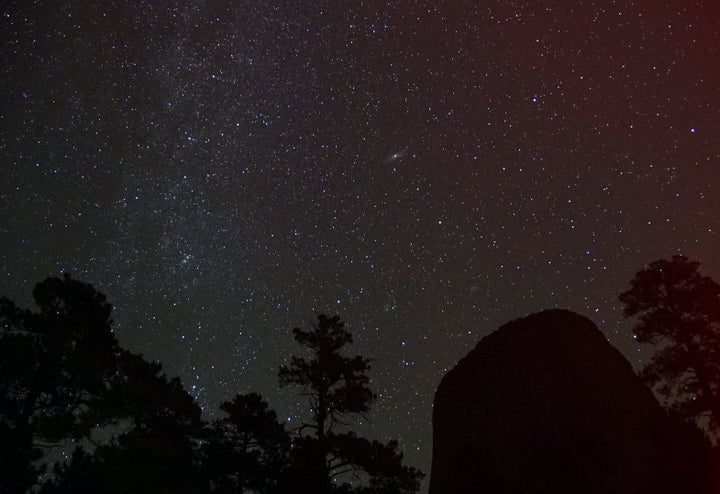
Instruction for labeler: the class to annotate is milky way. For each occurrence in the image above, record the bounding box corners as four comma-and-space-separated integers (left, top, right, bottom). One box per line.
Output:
2, 1, 719, 489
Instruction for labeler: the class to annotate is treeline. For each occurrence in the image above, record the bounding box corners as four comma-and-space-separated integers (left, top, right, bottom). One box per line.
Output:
0, 276, 422, 493
2, 254, 720, 493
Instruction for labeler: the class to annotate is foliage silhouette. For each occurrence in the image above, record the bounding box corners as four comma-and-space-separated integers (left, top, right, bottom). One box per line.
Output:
0, 274, 123, 492
43, 351, 206, 493
278, 314, 423, 494
204, 392, 290, 493
620, 255, 720, 437
1, 279, 423, 493
0, 275, 205, 493
44, 415, 205, 494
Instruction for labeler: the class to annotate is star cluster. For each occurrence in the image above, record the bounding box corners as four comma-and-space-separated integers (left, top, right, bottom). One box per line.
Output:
1, 1, 719, 488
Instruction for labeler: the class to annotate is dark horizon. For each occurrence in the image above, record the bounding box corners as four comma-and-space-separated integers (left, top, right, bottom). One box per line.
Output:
3, 275, 718, 493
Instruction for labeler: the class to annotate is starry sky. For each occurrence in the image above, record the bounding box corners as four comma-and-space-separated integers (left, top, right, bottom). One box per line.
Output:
1, 1, 719, 489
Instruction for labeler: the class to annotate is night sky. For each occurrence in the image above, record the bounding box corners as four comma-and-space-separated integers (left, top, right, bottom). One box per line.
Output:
2, 1, 719, 489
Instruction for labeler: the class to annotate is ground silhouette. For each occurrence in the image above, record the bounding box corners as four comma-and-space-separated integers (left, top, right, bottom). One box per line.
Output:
429, 309, 714, 494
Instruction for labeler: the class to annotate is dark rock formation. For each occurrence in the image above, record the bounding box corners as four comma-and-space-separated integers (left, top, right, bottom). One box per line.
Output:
429, 309, 713, 494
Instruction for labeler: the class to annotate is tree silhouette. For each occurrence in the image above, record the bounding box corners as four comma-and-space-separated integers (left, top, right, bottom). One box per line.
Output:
64, 353, 205, 493
2, 279, 423, 493
0, 274, 124, 492
204, 393, 290, 493
0, 275, 206, 493
620, 255, 720, 437
45, 417, 205, 494
40, 325, 206, 493
45, 410, 206, 494
278, 314, 423, 494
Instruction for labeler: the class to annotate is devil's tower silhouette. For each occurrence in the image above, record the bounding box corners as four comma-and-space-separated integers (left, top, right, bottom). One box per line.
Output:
429, 310, 712, 494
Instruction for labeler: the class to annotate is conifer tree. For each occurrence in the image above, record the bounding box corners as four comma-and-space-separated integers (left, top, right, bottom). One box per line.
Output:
620, 255, 720, 437
278, 314, 423, 494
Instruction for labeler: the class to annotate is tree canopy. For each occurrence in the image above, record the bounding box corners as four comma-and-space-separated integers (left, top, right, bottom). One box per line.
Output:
620, 255, 720, 438
204, 392, 290, 493
0, 274, 124, 492
1, 278, 422, 494
0, 274, 205, 493
279, 314, 423, 494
